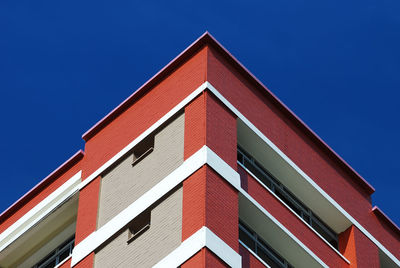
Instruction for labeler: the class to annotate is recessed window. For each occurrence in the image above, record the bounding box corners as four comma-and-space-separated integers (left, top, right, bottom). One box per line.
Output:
132, 136, 154, 166
127, 210, 151, 243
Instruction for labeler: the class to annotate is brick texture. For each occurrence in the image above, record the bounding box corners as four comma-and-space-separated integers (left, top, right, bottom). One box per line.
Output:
339, 225, 380, 267
207, 45, 400, 259
0, 158, 82, 233
74, 46, 207, 267
97, 113, 184, 227
239, 166, 349, 267
59, 257, 72, 268
95, 187, 183, 268
75, 176, 100, 244
239, 243, 267, 268
182, 89, 239, 267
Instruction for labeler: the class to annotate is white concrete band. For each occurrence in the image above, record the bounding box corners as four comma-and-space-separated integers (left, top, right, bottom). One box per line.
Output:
205, 82, 400, 266
71, 146, 241, 267
153, 227, 241, 268
0, 171, 81, 252
71, 81, 398, 266
3, 79, 397, 267
239, 189, 328, 268
238, 161, 350, 264
71, 145, 328, 267
77, 82, 208, 191
239, 240, 271, 268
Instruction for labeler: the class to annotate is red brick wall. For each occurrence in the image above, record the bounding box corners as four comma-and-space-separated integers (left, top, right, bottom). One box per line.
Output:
357, 210, 400, 260
182, 167, 207, 240
59, 257, 72, 268
73, 47, 208, 267
74, 253, 94, 268
205, 92, 237, 168
205, 167, 238, 250
182, 89, 239, 267
207, 46, 371, 219
239, 243, 268, 268
82, 47, 207, 178
5, 38, 397, 267
74, 176, 100, 244
339, 225, 380, 267
239, 166, 349, 267
182, 248, 206, 267
184, 93, 206, 159
205, 249, 229, 267
182, 248, 228, 267
0, 156, 82, 233
206, 46, 400, 260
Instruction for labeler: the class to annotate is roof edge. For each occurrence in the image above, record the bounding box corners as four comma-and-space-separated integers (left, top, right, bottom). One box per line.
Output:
372, 206, 400, 236
81, 32, 211, 142
81, 32, 375, 195
0, 150, 84, 223
203, 33, 375, 195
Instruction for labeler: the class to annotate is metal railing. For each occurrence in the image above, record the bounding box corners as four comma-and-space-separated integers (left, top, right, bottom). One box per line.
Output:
32, 236, 75, 268
239, 221, 294, 268
238, 146, 338, 249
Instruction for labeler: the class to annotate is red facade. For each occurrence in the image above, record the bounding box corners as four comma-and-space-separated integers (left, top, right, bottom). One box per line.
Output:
0, 33, 398, 268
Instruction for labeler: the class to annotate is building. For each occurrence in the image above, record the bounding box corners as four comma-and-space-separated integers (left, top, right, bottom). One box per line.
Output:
0, 32, 399, 268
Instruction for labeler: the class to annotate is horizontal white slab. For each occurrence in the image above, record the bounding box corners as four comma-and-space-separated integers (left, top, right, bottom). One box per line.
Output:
153, 227, 241, 268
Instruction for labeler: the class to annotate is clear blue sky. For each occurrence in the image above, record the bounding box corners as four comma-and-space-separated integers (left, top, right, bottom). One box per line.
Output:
1, 1, 399, 225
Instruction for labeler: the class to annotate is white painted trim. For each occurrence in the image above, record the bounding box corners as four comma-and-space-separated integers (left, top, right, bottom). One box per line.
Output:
239, 240, 271, 268
72, 80, 398, 266
54, 255, 72, 268
154, 227, 241, 268
72, 147, 206, 266
0, 171, 81, 252
238, 162, 350, 264
239, 189, 328, 268
72, 146, 241, 267
206, 146, 241, 190
72, 145, 328, 267
205, 82, 400, 266
78, 82, 208, 191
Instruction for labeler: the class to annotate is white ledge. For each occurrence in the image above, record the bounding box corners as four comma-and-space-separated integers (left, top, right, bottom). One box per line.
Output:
238, 161, 350, 265
71, 144, 328, 267
71, 81, 398, 266
153, 227, 241, 268
78, 82, 208, 191
0, 171, 81, 252
71, 146, 240, 267
205, 81, 399, 266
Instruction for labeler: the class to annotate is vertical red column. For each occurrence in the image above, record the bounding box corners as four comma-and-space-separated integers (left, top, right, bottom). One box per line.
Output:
339, 225, 380, 267
74, 173, 101, 268
182, 91, 239, 267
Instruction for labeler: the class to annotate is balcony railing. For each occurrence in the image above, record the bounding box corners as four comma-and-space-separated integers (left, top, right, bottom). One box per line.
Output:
238, 146, 338, 249
32, 236, 74, 268
239, 221, 294, 268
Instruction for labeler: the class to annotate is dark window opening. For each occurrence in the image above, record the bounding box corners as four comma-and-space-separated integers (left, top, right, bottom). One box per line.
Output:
128, 210, 151, 243
132, 136, 154, 166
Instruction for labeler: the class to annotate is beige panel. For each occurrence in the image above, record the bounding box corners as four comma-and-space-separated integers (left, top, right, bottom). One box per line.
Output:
94, 187, 183, 268
97, 113, 185, 227
0, 195, 78, 268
